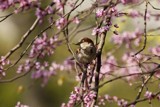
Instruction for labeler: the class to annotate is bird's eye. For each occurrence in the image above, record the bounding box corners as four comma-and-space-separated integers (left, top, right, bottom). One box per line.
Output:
90, 48, 93, 53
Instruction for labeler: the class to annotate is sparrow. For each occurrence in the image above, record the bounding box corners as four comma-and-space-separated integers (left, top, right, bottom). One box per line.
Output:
75, 37, 97, 65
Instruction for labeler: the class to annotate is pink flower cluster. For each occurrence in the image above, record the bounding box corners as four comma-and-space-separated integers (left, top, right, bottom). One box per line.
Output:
101, 55, 117, 74
17, 58, 74, 86
0, 0, 55, 23
72, 17, 80, 24
98, 94, 129, 107
128, 10, 142, 18
17, 59, 31, 74
144, 91, 154, 100
120, 0, 140, 4
149, 45, 160, 56
31, 61, 59, 87
0, 0, 39, 11
120, 53, 148, 81
0, 0, 12, 10
61, 87, 81, 107
111, 29, 142, 48
53, 0, 64, 12
29, 33, 61, 58
55, 16, 80, 30
83, 91, 96, 107
63, 57, 75, 72
56, 17, 67, 29
93, 6, 119, 36
101, 52, 158, 84
0, 56, 10, 77
96, 9, 105, 18
62, 87, 96, 107
144, 91, 160, 102
92, 25, 110, 36
15, 101, 29, 107
35, 6, 54, 22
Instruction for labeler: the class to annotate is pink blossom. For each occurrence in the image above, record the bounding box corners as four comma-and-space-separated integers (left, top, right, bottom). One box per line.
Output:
130, 105, 136, 107
31, 61, 57, 87
29, 33, 61, 58
144, 91, 154, 100
117, 99, 128, 107
56, 17, 67, 29
0, 56, 10, 77
98, 0, 109, 4
53, 0, 64, 11
73, 17, 80, 24
101, 55, 117, 74
17, 60, 31, 74
46, 6, 54, 14
96, 9, 104, 17
15, 101, 29, 107
36, 8, 47, 20
111, 29, 142, 48
101, 94, 128, 106
128, 10, 141, 18
121, 0, 139, 4
83, 91, 96, 107
104, 94, 113, 102
149, 45, 160, 56
62, 87, 81, 107
0, 0, 39, 12
92, 27, 99, 35
92, 25, 110, 36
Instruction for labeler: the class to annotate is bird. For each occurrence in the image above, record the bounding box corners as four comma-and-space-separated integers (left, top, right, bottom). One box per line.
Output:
75, 37, 97, 65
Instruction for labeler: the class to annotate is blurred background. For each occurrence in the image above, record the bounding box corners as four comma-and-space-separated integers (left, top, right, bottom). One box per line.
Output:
0, 0, 160, 107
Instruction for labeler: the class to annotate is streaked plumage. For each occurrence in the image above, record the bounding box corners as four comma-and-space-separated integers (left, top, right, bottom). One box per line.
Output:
75, 37, 96, 65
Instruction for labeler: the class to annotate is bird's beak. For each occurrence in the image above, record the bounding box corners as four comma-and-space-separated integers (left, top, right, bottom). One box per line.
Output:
74, 41, 81, 45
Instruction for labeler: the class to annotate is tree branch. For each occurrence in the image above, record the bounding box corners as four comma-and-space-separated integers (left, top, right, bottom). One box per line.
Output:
3, 18, 40, 60
0, 13, 14, 22
135, 0, 148, 55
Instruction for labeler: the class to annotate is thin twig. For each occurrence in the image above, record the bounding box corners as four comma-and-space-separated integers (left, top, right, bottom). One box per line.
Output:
93, 9, 111, 106
0, 13, 14, 22
135, 0, 148, 55
1, 17, 61, 82
134, 66, 159, 101
4, 20, 55, 71
126, 90, 160, 106
2, 1, 56, 62
92, 0, 120, 104
148, 1, 160, 10
0, 55, 40, 83
92, 65, 159, 90
3, 18, 40, 60
2, 2, 59, 70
